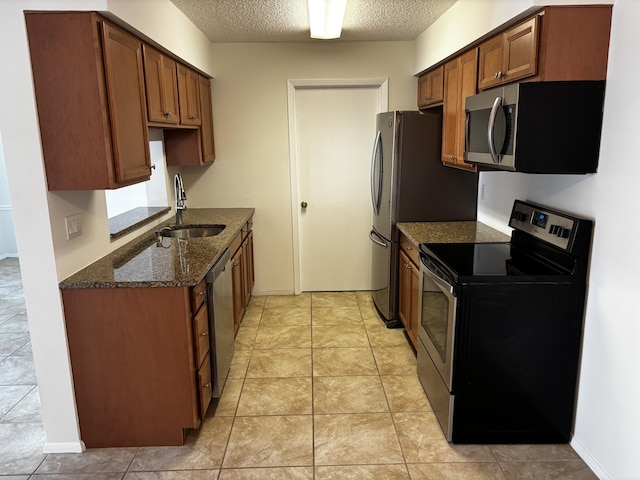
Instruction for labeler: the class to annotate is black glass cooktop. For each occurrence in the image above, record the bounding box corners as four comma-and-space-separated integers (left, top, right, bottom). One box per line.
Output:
420, 242, 571, 283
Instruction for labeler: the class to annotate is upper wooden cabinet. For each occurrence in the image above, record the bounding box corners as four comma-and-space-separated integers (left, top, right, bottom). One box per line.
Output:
198, 76, 216, 164
418, 65, 444, 108
478, 16, 539, 90
177, 64, 202, 126
26, 12, 152, 190
442, 49, 478, 172
478, 6, 612, 91
143, 45, 180, 125
165, 75, 216, 166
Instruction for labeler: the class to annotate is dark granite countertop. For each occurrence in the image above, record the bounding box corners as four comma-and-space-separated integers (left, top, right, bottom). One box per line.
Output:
397, 221, 510, 246
108, 206, 171, 240
60, 208, 255, 289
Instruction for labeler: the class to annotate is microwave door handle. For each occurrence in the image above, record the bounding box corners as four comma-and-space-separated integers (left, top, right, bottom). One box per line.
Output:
464, 110, 470, 154
370, 130, 382, 215
487, 96, 502, 164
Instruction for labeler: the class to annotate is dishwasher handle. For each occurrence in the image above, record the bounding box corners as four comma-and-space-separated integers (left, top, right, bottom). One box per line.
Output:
206, 248, 230, 282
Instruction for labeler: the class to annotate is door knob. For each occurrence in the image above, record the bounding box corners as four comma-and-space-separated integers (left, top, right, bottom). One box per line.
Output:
301, 201, 308, 208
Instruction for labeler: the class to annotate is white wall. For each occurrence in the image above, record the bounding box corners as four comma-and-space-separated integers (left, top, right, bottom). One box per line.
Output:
0, 131, 18, 258
186, 41, 417, 295
0, 0, 214, 452
417, 0, 638, 478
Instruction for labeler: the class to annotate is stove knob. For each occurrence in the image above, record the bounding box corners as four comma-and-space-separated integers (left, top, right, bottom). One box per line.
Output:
559, 227, 570, 238
513, 211, 528, 222
549, 225, 558, 235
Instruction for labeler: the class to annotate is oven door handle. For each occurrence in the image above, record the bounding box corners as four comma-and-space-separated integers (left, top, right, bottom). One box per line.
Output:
420, 252, 455, 296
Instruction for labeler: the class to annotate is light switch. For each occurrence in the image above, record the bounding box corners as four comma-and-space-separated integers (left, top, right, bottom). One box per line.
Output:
65, 214, 82, 240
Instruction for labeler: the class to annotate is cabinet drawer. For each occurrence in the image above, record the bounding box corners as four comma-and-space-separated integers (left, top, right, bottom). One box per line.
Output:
193, 304, 209, 369
197, 353, 212, 418
400, 234, 419, 266
191, 279, 206, 313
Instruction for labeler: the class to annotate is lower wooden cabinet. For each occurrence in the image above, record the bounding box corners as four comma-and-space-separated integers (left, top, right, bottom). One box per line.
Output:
231, 219, 255, 333
398, 234, 420, 349
61, 282, 211, 447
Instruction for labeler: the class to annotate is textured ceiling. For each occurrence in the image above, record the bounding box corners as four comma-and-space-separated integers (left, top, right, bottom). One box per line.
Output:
169, 0, 458, 43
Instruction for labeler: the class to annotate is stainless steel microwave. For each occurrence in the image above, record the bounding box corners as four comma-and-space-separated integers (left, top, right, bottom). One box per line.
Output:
464, 81, 605, 174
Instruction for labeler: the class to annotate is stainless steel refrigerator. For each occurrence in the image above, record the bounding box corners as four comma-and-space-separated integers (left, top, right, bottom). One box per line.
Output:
369, 110, 478, 327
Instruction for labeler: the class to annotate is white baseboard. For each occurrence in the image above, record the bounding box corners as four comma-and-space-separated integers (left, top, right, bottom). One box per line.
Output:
43, 441, 86, 454
252, 290, 295, 296
571, 436, 612, 480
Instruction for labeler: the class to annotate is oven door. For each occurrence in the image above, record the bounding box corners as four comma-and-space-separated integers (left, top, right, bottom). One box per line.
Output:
418, 252, 458, 391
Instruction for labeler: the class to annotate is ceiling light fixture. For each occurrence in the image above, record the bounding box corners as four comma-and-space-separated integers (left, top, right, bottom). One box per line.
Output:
307, 0, 347, 39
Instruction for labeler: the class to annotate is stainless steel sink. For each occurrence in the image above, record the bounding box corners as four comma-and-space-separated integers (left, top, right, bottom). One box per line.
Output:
156, 224, 226, 239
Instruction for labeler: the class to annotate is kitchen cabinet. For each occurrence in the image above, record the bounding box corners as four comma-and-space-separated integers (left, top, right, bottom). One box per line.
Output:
478, 16, 539, 91
199, 76, 216, 164
398, 233, 420, 349
143, 45, 180, 125
230, 218, 255, 333
25, 12, 152, 190
61, 280, 211, 447
417, 66, 444, 108
442, 49, 478, 172
164, 75, 216, 166
177, 64, 202, 126
477, 6, 612, 91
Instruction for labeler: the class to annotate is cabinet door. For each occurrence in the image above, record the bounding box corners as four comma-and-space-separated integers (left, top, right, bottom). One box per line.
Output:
441, 58, 460, 166
231, 247, 245, 334
408, 257, 420, 348
502, 16, 539, 83
178, 65, 201, 125
477, 34, 504, 90
442, 50, 478, 172
101, 21, 151, 184
242, 230, 255, 307
398, 249, 413, 337
418, 66, 444, 108
143, 45, 179, 124
455, 49, 478, 172
199, 76, 216, 164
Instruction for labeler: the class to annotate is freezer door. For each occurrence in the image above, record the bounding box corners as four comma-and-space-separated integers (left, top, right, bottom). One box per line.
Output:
370, 227, 394, 321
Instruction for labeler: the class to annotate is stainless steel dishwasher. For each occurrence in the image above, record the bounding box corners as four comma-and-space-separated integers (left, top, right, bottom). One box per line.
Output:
205, 249, 234, 398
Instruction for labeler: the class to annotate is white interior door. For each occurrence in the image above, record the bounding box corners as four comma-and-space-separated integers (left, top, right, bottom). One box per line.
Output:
294, 85, 380, 292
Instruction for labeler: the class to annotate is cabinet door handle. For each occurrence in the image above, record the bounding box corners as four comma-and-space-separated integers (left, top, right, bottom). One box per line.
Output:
190, 115, 197, 120
201, 331, 208, 337
204, 383, 212, 389
199, 291, 205, 296
234, 260, 240, 267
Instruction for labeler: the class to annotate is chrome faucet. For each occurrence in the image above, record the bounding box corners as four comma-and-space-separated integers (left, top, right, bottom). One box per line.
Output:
174, 173, 187, 225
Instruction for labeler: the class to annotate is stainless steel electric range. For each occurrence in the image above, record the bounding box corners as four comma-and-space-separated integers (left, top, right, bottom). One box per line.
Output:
416, 200, 593, 443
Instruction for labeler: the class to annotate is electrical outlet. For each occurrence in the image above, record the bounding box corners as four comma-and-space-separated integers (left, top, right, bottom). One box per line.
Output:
65, 214, 82, 240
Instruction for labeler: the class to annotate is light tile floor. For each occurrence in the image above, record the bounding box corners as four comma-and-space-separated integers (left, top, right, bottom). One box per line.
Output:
0, 257, 598, 479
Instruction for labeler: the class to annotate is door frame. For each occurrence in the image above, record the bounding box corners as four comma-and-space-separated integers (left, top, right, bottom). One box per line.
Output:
287, 78, 389, 294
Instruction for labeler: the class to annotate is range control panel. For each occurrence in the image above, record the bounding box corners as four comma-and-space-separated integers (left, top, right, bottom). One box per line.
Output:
508, 200, 578, 251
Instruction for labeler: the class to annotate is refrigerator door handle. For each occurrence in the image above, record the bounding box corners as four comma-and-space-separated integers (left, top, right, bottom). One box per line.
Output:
370, 130, 383, 215
369, 228, 388, 248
